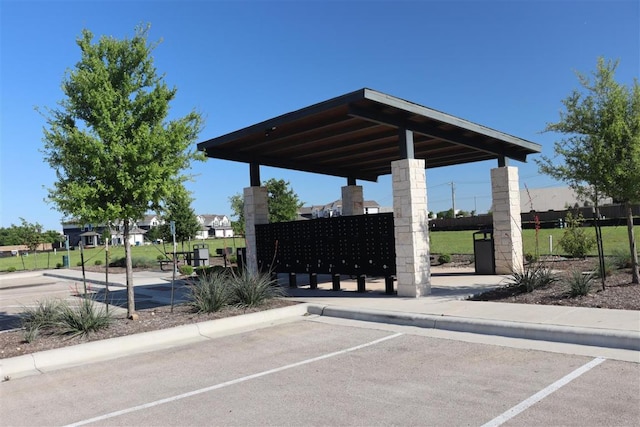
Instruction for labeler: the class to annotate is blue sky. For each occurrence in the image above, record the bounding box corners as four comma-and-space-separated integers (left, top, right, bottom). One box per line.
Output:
1, 0, 638, 232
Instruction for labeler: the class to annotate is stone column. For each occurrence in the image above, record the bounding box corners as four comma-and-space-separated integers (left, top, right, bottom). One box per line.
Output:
243, 186, 269, 274
491, 166, 523, 274
392, 158, 431, 297
341, 185, 364, 216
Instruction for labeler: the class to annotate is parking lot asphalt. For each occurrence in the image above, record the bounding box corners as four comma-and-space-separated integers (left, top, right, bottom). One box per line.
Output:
1, 267, 638, 381
1, 319, 638, 427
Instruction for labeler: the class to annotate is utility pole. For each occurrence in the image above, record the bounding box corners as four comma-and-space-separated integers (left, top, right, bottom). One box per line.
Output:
450, 182, 456, 217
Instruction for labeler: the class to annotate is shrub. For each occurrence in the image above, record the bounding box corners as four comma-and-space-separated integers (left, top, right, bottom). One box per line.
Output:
559, 212, 595, 258
6, 266, 16, 273
56, 262, 63, 269
524, 252, 539, 263
54, 297, 112, 338
187, 270, 232, 313
109, 256, 156, 268
228, 255, 238, 264
178, 264, 194, 276
94, 259, 102, 266
438, 254, 451, 264
157, 254, 168, 261
506, 263, 557, 293
231, 270, 283, 307
567, 269, 593, 297
76, 261, 83, 267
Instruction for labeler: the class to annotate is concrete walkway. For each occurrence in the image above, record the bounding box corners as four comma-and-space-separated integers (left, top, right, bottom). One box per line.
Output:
1, 267, 638, 379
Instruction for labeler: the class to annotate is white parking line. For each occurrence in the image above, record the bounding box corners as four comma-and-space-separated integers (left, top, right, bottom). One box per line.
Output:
482, 357, 606, 427
64, 332, 404, 427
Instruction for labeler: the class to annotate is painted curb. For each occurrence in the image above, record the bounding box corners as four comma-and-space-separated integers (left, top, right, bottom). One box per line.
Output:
306, 304, 640, 351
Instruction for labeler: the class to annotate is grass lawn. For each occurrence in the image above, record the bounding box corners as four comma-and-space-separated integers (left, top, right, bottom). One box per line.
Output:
430, 225, 639, 256
1, 226, 638, 273
0, 237, 246, 272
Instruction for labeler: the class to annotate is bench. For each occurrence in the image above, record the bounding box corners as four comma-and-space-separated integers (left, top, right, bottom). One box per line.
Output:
158, 259, 178, 271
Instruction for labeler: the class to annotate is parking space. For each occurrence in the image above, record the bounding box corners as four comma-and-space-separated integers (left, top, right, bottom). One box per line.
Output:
1, 318, 638, 426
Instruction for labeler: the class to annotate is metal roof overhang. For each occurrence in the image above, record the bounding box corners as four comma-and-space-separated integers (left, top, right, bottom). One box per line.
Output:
197, 88, 542, 182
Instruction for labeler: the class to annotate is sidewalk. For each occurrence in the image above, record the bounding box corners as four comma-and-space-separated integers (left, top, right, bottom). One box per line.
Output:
1, 267, 638, 379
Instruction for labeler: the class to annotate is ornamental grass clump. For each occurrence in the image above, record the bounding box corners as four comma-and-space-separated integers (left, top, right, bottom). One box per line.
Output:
54, 297, 112, 338
21, 296, 112, 341
186, 270, 232, 313
21, 299, 64, 342
567, 269, 594, 297
506, 262, 558, 293
231, 270, 284, 308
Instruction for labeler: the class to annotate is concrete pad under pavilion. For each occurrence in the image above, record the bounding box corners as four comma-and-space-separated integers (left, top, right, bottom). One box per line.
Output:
197, 89, 541, 297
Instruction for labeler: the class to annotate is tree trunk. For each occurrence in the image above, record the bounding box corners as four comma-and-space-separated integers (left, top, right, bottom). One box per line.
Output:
123, 222, 136, 317
625, 202, 639, 284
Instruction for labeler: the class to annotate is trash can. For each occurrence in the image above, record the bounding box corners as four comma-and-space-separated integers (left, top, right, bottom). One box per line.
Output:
62, 255, 69, 268
193, 244, 210, 267
473, 230, 495, 274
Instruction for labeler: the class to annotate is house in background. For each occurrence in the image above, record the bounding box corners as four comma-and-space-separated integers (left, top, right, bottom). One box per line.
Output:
137, 214, 164, 231
299, 200, 386, 219
196, 214, 234, 239
63, 213, 234, 246
62, 221, 147, 247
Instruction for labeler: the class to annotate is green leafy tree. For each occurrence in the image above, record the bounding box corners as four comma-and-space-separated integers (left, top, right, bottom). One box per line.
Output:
537, 58, 639, 283
160, 186, 201, 250
436, 208, 455, 219
16, 219, 43, 269
229, 178, 303, 235
41, 25, 205, 317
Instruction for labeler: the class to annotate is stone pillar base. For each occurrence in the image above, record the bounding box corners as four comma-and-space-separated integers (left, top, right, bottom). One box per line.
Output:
392, 158, 431, 297
244, 186, 269, 274
491, 166, 523, 274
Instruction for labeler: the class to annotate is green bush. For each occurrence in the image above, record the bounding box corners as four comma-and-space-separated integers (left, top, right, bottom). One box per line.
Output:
187, 270, 232, 313
76, 261, 83, 267
109, 256, 156, 268
524, 252, 539, 263
178, 264, 194, 276
567, 269, 593, 297
56, 262, 63, 269
506, 263, 558, 293
6, 266, 16, 273
94, 259, 102, 266
437, 254, 451, 264
231, 270, 283, 307
157, 254, 168, 261
596, 258, 614, 279
559, 212, 595, 258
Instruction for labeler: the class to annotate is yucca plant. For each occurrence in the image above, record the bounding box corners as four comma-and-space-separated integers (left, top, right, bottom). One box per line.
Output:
506, 262, 558, 293
186, 270, 232, 313
231, 269, 284, 308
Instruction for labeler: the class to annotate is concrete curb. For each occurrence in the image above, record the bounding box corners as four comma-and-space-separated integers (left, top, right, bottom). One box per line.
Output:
2, 302, 638, 380
306, 304, 640, 351
42, 272, 127, 288
0, 303, 310, 380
